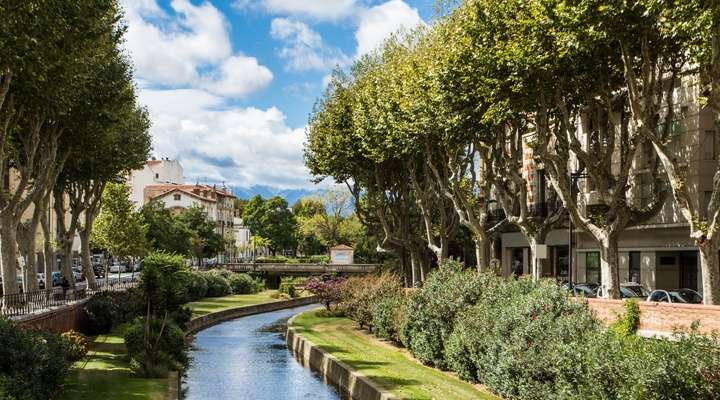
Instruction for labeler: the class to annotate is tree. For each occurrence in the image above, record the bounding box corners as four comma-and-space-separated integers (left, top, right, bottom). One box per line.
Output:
296, 190, 353, 250
292, 196, 325, 218
249, 235, 272, 260
0, 0, 127, 294
177, 205, 224, 264
242, 195, 297, 255
141, 201, 192, 255
92, 183, 149, 271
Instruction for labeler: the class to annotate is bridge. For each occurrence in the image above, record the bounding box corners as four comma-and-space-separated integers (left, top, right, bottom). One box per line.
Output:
219, 263, 379, 276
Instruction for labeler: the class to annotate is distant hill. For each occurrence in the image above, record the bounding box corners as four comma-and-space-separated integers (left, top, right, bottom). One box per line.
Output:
230, 185, 328, 205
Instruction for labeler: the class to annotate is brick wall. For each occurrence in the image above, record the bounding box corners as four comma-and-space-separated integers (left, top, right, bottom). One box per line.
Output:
586, 298, 720, 334
14, 298, 90, 333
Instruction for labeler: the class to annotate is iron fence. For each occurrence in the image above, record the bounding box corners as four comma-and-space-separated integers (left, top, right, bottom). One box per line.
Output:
1, 276, 138, 318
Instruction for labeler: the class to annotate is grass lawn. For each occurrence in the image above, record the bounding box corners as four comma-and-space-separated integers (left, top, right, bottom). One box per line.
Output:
186, 289, 280, 318
61, 326, 167, 400
291, 310, 500, 400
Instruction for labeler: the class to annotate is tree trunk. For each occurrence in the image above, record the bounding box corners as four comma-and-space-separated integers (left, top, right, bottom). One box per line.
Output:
599, 235, 621, 299
60, 240, 76, 287
698, 238, 720, 305
79, 229, 96, 286
18, 241, 38, 293
1, 218, 20, 295
409, 250, 419, 286
475, 238, 488, 272
40, 207, 54, 288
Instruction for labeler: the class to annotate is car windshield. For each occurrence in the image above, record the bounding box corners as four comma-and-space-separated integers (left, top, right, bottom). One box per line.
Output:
672, 290, 703, 304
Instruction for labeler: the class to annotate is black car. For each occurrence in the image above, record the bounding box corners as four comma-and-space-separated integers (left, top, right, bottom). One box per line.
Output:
562, 282, 599, 298
92, 263, 106, 278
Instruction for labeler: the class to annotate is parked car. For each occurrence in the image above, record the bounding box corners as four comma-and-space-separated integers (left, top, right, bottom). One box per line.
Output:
72, 266, 85, 282
109, 263, 126, 273
92, 263, 105, 278
647, 288, 703, 304
596, 282, 649, 299
562, 282, 599, 298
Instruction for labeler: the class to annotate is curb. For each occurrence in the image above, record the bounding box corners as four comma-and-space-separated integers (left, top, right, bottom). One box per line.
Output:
286, 313, 399, 400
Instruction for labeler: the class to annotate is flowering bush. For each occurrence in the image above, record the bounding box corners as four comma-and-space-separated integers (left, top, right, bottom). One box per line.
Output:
61, 330, 89, 362
306, 274, 347, 310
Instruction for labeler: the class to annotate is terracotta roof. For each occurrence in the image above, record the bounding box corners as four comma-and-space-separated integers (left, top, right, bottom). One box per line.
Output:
145, 183, 235, 202
330, 244, 353, 250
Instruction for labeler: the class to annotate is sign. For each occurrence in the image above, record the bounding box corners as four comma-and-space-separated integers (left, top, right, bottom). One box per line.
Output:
533, 244, 548, 259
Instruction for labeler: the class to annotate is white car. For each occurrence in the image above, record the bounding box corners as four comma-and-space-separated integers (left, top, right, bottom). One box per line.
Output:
109, 263, 126, 273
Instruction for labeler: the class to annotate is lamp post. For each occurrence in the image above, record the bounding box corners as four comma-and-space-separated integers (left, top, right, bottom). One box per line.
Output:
568, 171, 587, 285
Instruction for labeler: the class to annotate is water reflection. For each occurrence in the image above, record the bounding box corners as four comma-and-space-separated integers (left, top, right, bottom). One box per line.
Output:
184, 304, 342, 400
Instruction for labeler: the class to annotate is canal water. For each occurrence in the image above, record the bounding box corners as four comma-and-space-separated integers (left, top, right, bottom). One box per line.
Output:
184, 304, 343, 400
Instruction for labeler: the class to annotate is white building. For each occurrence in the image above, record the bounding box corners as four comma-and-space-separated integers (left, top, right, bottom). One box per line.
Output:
233, 217, 252, 260
126, 158, 184, 209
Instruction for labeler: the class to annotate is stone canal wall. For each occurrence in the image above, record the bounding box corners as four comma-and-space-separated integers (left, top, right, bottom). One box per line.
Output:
185, 295, 319, 334
286, 314, 398, 400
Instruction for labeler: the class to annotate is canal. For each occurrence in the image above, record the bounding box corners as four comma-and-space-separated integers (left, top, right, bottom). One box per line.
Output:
184, 304, 342, 400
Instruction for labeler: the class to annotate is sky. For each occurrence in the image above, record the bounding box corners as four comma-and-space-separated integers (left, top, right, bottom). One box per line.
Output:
121, 0, 437, 199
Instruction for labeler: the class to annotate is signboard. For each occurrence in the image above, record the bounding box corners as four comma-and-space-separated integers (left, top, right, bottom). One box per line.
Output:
533, 244, 548, 259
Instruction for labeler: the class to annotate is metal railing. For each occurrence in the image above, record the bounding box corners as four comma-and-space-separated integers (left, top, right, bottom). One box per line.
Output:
1, 276, 138, 318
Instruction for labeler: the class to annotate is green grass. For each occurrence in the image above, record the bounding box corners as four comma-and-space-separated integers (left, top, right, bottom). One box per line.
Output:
186, 290, 280, 318
291, 310, 500, 400
61, 326, 166, 400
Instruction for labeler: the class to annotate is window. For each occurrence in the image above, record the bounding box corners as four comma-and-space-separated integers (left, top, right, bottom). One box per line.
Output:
659, 256, 676, 266
638, 173, 653, 205
586, 252, 600, 284
629, 252, 641, 284
704, 130, 716, 160
173, 194, 181, 201
155, 173, 159, 179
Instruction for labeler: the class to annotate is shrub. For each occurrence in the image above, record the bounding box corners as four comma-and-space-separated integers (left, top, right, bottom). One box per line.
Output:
203, 270, 231, 297
171, 305, 193, 331
611, 299, 641, 336
139, 252, 191, 315
400, 260, 495, 369
445, 278, 600, 398
112, 288, 144, 325
341, 271, 405, 339
83, 292, 116, 334
255, 256, 288, 264
228, 273, 262, 294
60, 330, 89, 362
0, 318, 73, 400
340, 276, 376, 327
279, 282, 297, 298
124, 317, 187, 378
306, 274, 346, 310
186, 271, 208, 301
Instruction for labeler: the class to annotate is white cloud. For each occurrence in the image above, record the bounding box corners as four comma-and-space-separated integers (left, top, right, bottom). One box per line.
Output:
270, 18, 349, 71
234, 0, 358, 21
122, 0, 272, 97
355, 0, 423, 57
203, 56, 273, 97
138, 89, 312, 189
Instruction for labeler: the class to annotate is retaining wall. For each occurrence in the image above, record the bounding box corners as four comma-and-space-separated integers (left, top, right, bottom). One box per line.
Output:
286, 315, 398, 400
586, 298, 720, 335
15, 298, 90, 333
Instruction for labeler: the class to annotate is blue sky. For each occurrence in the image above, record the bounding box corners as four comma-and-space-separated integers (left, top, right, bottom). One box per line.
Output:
122, 0, 436, 197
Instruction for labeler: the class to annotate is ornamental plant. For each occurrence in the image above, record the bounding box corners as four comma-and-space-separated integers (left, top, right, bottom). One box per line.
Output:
306, 274, 347, 310
60, 330, 89, 362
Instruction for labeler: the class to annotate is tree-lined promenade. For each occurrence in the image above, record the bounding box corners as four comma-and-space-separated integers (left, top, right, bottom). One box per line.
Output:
0, 0, 151, 295
305, 0, 720, 303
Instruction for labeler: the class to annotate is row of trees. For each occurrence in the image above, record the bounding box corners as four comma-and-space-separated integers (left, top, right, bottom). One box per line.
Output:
305, 0, 720, 302
0, 0, 152, 294
238, 191, 375, 260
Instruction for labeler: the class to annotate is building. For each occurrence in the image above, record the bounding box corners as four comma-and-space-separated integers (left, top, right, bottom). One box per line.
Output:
232, 217, 252, 261
126, 158, 184, 209
330, 245, 354, 265
496, 74, 714, 295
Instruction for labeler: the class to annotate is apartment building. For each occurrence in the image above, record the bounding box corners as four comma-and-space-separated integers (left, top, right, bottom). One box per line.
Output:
498, 75, 717, 295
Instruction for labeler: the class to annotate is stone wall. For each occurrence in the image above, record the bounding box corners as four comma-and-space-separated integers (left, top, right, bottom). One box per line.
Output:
286, 316, 398, 400
15, 298, 90, 333
586, 298, 720, 335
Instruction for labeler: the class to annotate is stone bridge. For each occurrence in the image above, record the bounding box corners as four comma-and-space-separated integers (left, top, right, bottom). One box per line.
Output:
218, 263, 379, 276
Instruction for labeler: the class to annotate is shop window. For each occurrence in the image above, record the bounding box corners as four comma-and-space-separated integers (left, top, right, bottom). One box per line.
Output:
511, 248, 524, 276
629, 252, 641, 283
704, 130, 716, 160
586, 252, 600, 284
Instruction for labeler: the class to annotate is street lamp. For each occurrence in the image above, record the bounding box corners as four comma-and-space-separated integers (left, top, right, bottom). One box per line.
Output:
568, 171, 587, 285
